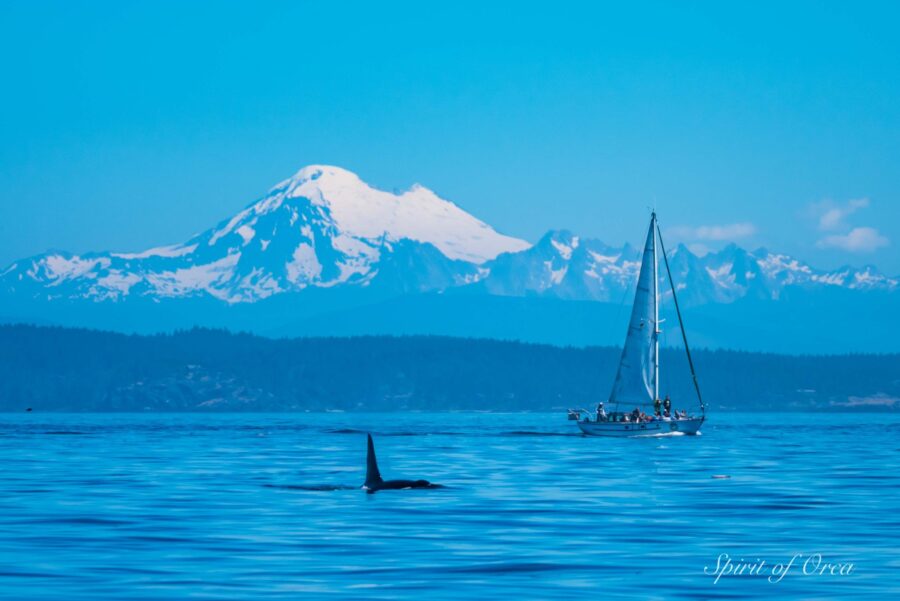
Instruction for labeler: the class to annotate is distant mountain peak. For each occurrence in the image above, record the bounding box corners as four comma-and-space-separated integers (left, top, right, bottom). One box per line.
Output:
0, 165, 896, 337
0, 165, 530, 304
247, 164, 529, 264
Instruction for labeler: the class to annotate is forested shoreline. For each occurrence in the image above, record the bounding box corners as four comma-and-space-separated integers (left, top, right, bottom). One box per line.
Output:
0, 325, 896, 412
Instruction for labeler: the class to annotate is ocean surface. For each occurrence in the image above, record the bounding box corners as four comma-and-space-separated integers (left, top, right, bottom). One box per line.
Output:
0, 412, 897, 600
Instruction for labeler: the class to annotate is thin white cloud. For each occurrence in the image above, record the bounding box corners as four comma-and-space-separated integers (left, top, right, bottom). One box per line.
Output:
687, 243, 711, 257
808, 198, 889, 252
810, 198, 869, 231
668, 222, 756, 241
816, 227, 889, 253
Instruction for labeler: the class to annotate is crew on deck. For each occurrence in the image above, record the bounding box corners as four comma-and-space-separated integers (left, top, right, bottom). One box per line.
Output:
584, 401, 690, 425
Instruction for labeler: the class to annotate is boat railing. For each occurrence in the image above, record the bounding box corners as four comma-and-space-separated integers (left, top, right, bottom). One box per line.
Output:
586, 411, 699, 423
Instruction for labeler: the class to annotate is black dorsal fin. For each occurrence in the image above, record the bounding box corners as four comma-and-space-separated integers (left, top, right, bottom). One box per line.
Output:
365, 433, 383, 487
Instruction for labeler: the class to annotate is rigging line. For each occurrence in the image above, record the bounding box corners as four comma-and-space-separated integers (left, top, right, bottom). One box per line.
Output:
655, 220, 706, 415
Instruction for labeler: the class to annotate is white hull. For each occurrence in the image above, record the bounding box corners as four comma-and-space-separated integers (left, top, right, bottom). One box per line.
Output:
577, 417, 703, 437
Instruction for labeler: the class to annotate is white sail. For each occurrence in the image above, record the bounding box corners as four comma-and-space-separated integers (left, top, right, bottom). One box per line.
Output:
609, 216, 658, 407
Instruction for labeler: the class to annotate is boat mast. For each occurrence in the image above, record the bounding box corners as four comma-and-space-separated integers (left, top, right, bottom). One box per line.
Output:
651, 211, 659, 403
655, 217, 706, 416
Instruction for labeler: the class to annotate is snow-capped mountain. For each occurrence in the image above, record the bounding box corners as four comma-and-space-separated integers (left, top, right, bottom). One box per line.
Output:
472, 231, 641, 300
473, 231, 897, 306
0, 165, 527, 303
0, 164, 897, 351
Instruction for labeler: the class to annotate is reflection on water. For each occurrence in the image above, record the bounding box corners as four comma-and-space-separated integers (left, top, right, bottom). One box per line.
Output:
0, 412, 896, 600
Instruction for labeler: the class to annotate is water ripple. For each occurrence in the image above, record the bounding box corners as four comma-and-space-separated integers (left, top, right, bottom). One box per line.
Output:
0, 412, 895, 599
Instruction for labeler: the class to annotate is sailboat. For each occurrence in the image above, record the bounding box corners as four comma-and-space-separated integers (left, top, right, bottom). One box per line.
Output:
575, 212, 706, 436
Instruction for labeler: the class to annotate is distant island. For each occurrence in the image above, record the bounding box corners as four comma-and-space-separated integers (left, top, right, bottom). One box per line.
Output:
0, 324, 896, 412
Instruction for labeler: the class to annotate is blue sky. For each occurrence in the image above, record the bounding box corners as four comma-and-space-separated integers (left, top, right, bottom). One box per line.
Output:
1, 1, 898, 272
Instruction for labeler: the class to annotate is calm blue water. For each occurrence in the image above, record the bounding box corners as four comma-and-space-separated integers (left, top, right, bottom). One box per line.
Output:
0, 412, 897, 600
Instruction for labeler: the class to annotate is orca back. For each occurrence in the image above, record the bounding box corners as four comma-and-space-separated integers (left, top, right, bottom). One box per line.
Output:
364, 434, 383, 487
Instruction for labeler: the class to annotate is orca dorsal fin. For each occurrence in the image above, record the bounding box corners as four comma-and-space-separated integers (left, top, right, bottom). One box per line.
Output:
365, 433, 383, 487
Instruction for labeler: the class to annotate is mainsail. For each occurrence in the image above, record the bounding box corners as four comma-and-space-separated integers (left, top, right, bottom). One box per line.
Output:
609, 214, 658, 407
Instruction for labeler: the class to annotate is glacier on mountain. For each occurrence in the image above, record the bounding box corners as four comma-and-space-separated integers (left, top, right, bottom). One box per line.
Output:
0, 165, 896, 318
1, 166, 528, 304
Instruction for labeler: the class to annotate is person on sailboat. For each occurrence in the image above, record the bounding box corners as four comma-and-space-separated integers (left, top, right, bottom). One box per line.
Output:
663, 395, 672, 415
596, 402, 607, 422
654, 397, 662, 416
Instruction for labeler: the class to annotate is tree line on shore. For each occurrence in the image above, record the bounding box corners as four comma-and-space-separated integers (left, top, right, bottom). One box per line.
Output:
0, 324, 896, 412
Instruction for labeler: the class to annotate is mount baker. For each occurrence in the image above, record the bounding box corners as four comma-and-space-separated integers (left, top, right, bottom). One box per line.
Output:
1, 165, 896, 352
